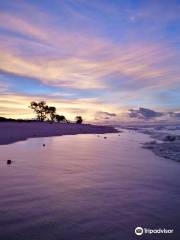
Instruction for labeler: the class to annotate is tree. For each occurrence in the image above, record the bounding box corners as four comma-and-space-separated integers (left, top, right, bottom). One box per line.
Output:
29, 101, 71, 123
29, 101, 48, 121
55, 114, 66, 123
75, 116, 83, 124
47, 106, 56, 122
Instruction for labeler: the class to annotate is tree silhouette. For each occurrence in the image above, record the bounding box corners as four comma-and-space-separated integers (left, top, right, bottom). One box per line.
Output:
29, 101, 48, 121
29, 101, 82, 124
75, 116, 83, 124
47, 106, 56, 122
55, 115, 66, 123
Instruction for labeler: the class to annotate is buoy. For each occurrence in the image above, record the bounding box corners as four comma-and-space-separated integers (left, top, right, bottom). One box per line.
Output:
104, 136, 107, 139
43, 144, 45, 147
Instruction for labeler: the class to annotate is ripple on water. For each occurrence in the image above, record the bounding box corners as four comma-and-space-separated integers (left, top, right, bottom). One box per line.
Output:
0, 132, 180, 239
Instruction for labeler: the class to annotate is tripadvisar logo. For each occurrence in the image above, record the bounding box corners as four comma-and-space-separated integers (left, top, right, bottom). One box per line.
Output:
135, 227, 174, 236
135, 227, 143, 236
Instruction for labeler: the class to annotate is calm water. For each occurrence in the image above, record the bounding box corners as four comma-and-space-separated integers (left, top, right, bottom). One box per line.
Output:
0, 130, 180, 240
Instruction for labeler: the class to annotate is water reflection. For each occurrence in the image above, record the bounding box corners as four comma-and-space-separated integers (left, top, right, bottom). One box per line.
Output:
0, 131, 180, 239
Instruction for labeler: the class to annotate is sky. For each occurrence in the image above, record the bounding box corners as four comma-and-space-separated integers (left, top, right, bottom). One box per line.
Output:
0, 0, 180, 123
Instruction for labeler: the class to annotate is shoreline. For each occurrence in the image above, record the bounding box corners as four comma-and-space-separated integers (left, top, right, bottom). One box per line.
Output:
139, 129, 180, 162
0, 122, 118, 145
120, 125, 180, 162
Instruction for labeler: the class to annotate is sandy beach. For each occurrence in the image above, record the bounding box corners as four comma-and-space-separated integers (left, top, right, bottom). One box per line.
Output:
0, 122, 118, 145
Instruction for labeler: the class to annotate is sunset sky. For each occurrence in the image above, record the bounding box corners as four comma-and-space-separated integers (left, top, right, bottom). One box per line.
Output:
0, 0, 180, 123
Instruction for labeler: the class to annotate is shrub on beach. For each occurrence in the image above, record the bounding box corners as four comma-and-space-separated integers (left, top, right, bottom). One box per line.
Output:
75, 116, 83, 124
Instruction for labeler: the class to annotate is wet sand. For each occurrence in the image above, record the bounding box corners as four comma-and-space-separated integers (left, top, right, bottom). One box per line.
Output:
0, 130, 180, 239
0, 122, 118, 145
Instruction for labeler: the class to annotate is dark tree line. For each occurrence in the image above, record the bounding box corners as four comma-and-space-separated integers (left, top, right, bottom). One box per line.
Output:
29, 101, 83, 124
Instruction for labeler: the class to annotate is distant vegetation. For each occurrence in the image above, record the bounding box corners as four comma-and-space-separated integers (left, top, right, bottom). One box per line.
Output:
0, 101, 84, 124
0, 117, 33, 122
29, 101, 83, 124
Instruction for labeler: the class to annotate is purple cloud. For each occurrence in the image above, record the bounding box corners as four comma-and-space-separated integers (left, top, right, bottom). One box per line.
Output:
128, 108, 164, 120
95, 111, 117, 120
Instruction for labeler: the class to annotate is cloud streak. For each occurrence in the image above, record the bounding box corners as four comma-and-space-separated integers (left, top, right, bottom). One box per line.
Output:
0, 0, 180, 122
128, 108, 164, 120
128, 107, 180, 121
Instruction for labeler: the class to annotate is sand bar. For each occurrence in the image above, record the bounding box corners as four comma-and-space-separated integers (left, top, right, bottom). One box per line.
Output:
0, 122, 118, 145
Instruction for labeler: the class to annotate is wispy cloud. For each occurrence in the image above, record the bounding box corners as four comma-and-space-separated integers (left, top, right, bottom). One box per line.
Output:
128, 107, 180, 122
128, 108, 164, 120
0, 82, 9, 93
0, 0, 180, 122
0, 33, 179, 92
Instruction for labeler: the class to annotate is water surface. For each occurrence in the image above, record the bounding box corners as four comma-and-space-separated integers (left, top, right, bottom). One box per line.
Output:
0, 130, 180, 239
